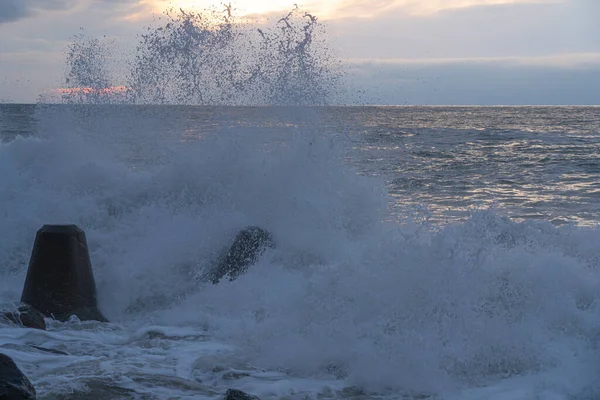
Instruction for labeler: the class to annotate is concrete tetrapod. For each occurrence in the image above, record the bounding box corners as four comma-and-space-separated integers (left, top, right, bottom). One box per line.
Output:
20, 225, 107, 322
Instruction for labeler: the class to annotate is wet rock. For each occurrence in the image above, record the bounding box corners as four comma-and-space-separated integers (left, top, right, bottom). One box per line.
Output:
0, 353, 36, 399
212, 227, 275, 284
21, 225, 107, 322
224, 388, 261, 400
1, 304, 46, 330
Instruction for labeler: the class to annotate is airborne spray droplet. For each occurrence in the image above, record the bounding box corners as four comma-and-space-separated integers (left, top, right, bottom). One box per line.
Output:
57, 4, 343, 106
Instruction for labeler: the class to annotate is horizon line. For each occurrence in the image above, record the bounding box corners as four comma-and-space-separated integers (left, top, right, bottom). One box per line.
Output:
1, 102, 599, 107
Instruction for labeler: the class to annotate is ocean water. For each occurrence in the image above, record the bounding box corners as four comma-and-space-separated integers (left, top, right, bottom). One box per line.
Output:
1, 103, 600, 399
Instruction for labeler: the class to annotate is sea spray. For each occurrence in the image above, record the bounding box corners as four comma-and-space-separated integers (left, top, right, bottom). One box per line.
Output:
53, 4, 342, 106
65, 33, 113, 100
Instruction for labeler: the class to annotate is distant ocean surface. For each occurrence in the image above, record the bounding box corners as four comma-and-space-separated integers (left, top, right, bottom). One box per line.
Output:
1, 103, 600, 399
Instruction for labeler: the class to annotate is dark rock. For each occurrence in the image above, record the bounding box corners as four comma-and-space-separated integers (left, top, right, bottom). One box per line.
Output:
212, 227, 275, 284
224, 389, 261, 400
20, 225, 107, 322
1, 304, 46, 330
0, 353, 36, 399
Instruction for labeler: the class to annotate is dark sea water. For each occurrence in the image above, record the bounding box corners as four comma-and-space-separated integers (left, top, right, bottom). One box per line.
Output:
1, 103, 600, 400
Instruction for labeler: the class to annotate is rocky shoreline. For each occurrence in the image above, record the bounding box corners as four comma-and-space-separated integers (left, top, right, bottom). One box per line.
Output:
1, 351, 263, 400
1, 225, 274, 399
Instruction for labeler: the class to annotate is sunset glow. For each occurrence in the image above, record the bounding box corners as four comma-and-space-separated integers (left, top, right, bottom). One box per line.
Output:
148, 0, 555, 21
151, 0, 295, 16
54, 86, 130, 96
39, 86, 131, 102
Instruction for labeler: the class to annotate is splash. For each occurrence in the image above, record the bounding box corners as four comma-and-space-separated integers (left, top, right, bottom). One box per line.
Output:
53, 4, 341, 106
65, 33, 112, 91
58, 32, 132, 104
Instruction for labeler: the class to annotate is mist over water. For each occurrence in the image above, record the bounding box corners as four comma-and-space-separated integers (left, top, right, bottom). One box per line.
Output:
1, 4, 600, 400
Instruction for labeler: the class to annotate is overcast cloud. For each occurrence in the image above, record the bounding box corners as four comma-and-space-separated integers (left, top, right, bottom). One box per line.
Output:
0, 0, 598, 104
0, 0, 78, 23
348, 55, 600, 105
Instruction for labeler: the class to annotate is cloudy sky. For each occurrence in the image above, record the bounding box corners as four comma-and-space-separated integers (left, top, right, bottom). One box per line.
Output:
0, 0, 598, 104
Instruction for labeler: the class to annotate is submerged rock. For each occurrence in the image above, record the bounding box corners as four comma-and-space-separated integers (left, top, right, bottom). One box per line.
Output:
224, 389, 261, 400
0, 353, 36, 399
20, 225, 107, 322
212, 227, 275, 284
1, 303, 46, 330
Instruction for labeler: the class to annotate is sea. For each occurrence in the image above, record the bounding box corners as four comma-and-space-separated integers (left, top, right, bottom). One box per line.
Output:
0, 103, 599, 399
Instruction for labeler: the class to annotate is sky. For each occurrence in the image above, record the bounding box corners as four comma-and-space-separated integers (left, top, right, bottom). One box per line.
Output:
0, 0, 598, 105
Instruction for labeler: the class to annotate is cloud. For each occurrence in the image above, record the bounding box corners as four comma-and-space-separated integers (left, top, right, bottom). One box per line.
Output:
0, 0, 146, 24
344, 53, 600, 105
0, 0, 78, 23
395, 0, 561, 16
1, 0, 596, 104
0, 1, 27, 23
307, 0, 560, 19
327, 0, 599, 59
348, 53, 600, 68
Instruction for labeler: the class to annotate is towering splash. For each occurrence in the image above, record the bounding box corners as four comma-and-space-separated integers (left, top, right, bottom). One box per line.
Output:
61, 33, 129, 104
59, 4, 341, 106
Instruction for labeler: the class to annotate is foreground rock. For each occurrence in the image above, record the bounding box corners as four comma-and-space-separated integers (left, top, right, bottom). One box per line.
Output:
1, 303, 46, 330
224, 389, 261, 400
212, 227, 275, 284
0, 353, 36, 399
21, 225, 107, 322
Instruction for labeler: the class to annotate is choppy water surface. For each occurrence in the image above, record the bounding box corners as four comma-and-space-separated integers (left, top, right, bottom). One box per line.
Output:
343, 105, 600, 225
